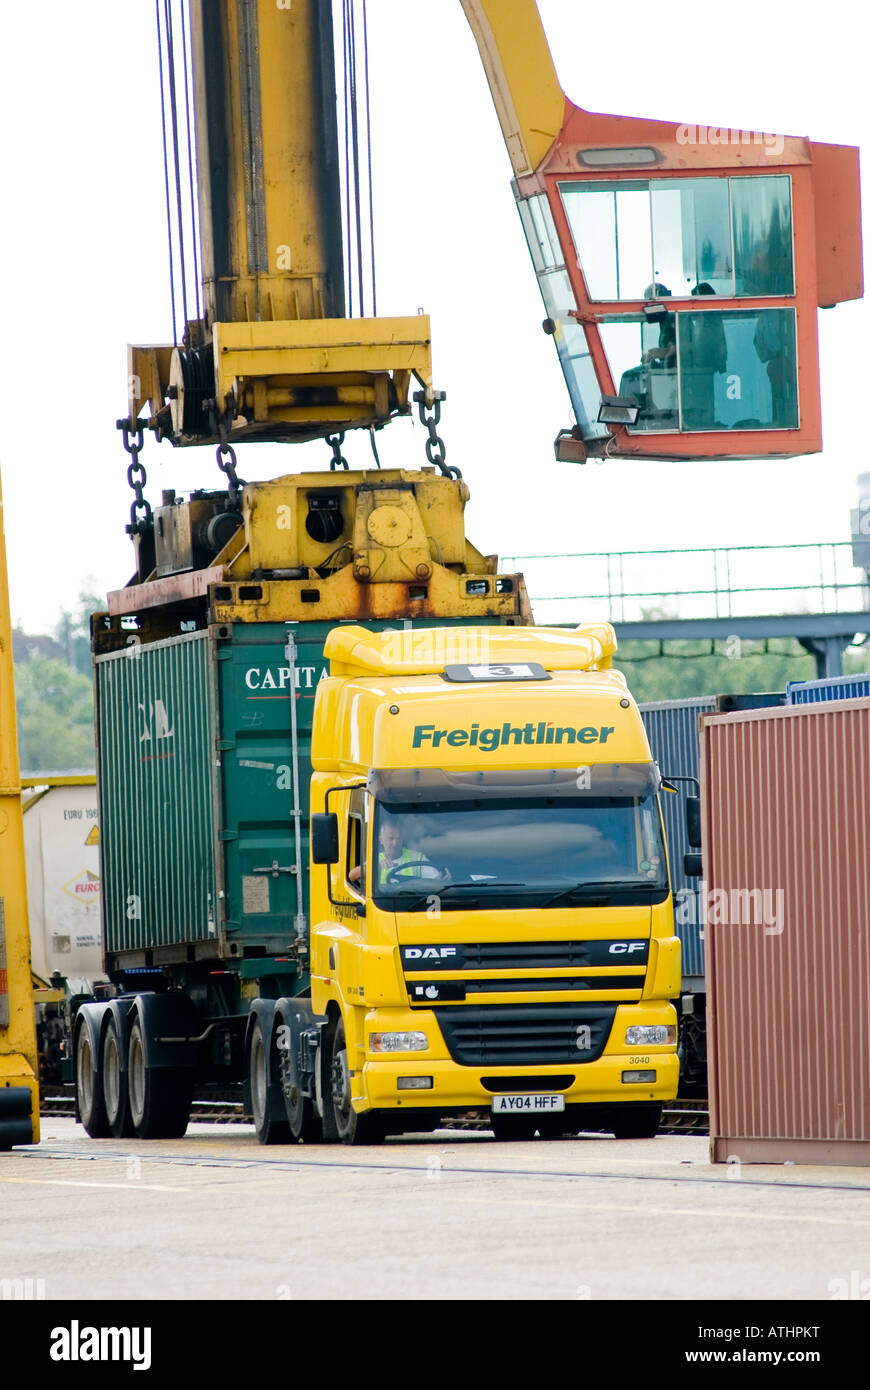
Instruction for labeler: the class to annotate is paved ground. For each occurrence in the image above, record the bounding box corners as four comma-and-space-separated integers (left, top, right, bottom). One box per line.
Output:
2, 1119, 869, 1301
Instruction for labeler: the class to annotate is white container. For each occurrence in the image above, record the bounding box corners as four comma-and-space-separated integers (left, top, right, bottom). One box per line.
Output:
22, 778, 106, 989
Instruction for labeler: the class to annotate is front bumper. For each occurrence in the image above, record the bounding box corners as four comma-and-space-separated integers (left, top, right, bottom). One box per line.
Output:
357, 1000, 679, 1112
363, 1054, 679, 1111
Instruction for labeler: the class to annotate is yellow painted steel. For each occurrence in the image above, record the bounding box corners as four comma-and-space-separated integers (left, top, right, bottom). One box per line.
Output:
225, 469, 482, 576
127, 1, 565, 444
189, 0, 343, 328
308, 626, 679, 1117
213, 315, 433, 435
210, 566, 528, 626
203, 468, 532, 624
460, 0, 566, 176
21, 775, 95, 790
0, 467, 40, 1145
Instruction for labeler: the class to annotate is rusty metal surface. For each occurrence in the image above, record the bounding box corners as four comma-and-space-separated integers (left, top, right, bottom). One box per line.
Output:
701, 700, 870, 1164
107, 567, 225, 616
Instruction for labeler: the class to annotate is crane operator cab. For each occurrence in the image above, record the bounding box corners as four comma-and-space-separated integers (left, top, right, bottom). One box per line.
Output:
517, 111, 862, 462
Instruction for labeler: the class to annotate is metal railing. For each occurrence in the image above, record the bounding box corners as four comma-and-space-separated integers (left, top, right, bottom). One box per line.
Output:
501, 542, 868, 625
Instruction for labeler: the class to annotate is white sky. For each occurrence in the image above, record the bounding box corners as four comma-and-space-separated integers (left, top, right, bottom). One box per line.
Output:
1, 0, 867, 633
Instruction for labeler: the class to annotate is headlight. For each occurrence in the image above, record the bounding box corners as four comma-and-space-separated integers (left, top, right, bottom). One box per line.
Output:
368, 1031, 429, 1053
625, 1025, 676, 1046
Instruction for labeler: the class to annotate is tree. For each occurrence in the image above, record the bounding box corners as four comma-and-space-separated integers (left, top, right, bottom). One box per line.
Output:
14, 654, 95, 772
616, 635, 869, 704
54, 586, 103, 678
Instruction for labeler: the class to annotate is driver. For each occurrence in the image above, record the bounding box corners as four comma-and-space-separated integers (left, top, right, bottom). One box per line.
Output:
348, 821, 449, 887
376, 822, 448, 886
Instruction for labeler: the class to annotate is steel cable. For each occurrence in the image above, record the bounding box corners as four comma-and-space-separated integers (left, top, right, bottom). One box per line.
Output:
179, 0, 202, 328
163, 0, 190, 332
155, 0, 178, 344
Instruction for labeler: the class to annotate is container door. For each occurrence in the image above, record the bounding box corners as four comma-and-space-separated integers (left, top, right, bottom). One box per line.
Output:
217, 625, 328, 953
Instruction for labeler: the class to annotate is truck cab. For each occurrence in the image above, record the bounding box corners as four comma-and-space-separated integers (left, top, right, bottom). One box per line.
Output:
304, 624, 680, 1142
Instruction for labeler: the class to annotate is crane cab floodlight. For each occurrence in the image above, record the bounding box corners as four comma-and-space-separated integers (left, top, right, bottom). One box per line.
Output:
513, 104, 862, 461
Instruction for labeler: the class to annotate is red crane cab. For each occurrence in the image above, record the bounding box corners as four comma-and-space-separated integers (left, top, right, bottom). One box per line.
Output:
516, 104, 862, 460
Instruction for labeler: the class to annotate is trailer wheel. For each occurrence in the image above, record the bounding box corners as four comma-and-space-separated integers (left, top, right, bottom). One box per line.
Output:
610, 1103, 662, 1139
127, 1019, 192, 1140
329, 1018, 384, 1146
102, 1017, 135, 1139
75, 1024, 110, 1138
249, 1018, 292, 1145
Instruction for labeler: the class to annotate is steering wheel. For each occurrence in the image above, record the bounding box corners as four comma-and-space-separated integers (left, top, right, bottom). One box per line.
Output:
384, 859, 438, 883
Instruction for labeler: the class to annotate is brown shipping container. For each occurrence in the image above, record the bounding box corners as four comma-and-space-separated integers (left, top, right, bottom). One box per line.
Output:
701, 699, 870, 1165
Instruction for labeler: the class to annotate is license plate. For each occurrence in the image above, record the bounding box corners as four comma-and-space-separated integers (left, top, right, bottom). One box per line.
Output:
491, 1094, 566, 1114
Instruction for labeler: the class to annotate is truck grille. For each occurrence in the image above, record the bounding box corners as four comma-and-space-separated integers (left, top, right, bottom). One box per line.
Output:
409, 975, 643, 1002
401, 940, 648, 971
433, 1004, 617, 1066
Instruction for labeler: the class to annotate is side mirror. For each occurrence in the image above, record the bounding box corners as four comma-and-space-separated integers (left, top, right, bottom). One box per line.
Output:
684, 852, 703, 879
686, 795, 702, 849
311, 812, 339, 865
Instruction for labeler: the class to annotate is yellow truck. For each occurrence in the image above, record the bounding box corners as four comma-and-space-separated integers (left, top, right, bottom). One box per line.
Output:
277, 622, 680, 1143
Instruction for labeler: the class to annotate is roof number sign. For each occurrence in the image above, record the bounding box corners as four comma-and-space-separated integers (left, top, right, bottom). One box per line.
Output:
441, 662, 551, 683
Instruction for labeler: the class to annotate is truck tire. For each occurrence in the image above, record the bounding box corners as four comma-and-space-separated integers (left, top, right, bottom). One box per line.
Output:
329, 1018, 384, 1146
75, 1023, 110, 1138
490, 1114, 537, 1141
127, 1018, 192, 1140
610, 1103, 662, 1139
101, 1016, 135, 1139
283, 1077, 322, 1143
249, 1017, 292, 1145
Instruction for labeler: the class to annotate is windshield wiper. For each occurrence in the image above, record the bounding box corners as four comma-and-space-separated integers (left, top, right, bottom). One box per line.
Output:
386, 880, 526, 908
542, 879, 663, 908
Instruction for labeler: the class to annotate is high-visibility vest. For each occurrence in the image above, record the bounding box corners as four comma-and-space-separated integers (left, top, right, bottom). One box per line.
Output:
378, 847, 418, 882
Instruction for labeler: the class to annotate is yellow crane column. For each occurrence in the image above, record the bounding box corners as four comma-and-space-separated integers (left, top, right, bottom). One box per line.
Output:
0, 466, 39, 1147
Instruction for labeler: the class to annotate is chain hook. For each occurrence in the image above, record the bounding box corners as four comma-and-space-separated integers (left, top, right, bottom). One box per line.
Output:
412, 390, 461, 480
207, 399, 246, 501
117, 418, 152, 533
327, 432, 349, 470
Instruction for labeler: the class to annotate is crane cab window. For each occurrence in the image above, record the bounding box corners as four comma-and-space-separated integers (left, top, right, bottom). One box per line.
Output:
517, 193, 609, 441
561, 175, 794, 301
602, 307, 798, 433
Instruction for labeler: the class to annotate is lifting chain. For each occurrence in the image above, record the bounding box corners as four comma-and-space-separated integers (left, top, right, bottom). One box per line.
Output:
208, 399, 246, 503
413, 390, 461, 479
118, 419, 152, 534
327, 432, 349, 470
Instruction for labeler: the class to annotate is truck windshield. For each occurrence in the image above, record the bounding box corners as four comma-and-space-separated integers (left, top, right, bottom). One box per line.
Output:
371, 792, 667, 912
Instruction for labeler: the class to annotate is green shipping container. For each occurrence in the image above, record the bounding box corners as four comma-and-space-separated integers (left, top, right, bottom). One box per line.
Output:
96, 619, 498, 972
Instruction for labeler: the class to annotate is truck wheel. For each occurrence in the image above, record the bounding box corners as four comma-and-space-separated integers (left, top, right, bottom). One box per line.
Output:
284, 1080, 322, 1143
490, 1114, 538, 1141
102, 1017, 135, 1139
330, 1018, 384, 1146
75, 1024, 110, 1138
611, 1104, 663, 1139
127, 1019, 192, 1140
249, 1018, 292, 1145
